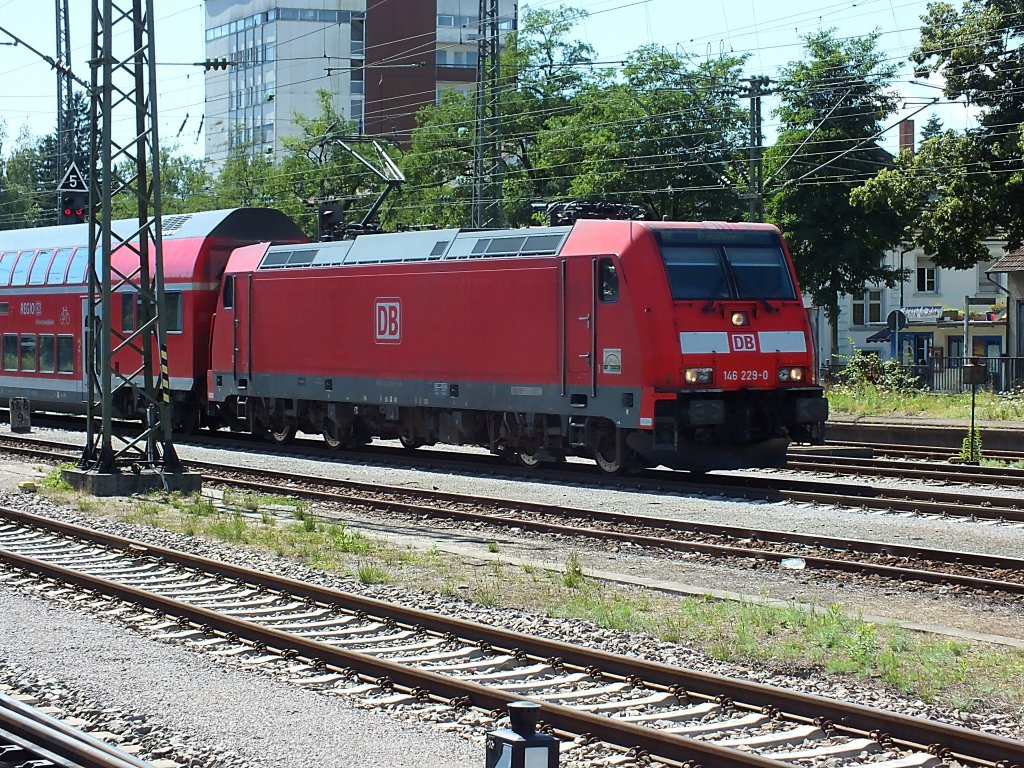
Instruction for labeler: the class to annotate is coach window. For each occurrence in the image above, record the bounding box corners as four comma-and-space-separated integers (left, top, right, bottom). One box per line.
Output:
223, 276, 235, 309
121, 291, 136, 332
38, 335, 55, 373
165, 291, 183, 332
29, 250, 53, 285
10, 251, 34, 286
67, 248, 90, 283
598, 258, 619, 303
2, 334, 17, 370
57, 335, 74, 374
47, 248, 73, 284
0, 252, 15, 286
20, 334, 36, 372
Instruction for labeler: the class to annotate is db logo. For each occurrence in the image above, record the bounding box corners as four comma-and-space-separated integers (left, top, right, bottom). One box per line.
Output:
731, 333, 756, 352
375, 298, 401, 344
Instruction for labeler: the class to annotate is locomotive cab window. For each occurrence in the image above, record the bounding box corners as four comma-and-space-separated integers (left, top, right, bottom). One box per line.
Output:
598, 258, 619, 303
660, 245, 730, 301
653, 229, 795, 302
726, 246, 796, 300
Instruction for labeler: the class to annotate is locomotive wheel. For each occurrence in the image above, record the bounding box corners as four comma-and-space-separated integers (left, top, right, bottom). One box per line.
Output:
594, 436, 629, 475
399, 435, 423, 450
515, 450, 542, 469
266, 424, 296, 444
323, 424, 343, 449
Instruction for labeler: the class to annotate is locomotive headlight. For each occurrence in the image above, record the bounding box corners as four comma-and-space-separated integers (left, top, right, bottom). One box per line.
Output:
685, 367, 714, 384
778, 366, 804, 382
730, 311, 749, 326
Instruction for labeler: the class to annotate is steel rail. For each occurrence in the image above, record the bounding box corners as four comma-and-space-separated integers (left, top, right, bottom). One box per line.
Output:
4, 432, 1024, 523
0, 507, 1020, 767
0, 692, 155, 768
208, 474, 1024, 595
1, 437, 1021, 591
0, 545, 784, 768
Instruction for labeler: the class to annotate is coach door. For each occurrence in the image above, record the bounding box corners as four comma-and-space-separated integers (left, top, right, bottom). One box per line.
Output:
563, 257, 597, 396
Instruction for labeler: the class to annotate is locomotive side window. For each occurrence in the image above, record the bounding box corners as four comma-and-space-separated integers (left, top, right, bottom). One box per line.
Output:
2, 334, 17, 370
38, 335, 55, 373
223, 276, 235, 309
29, 250, 53, 285
10, 252, 34, 287
660, 246, 730, 301
598, 259, 619, 303
19, 334, 36, 372
726, 246, 796, 300
47, 249, 74, 284
57, 335, 74, 374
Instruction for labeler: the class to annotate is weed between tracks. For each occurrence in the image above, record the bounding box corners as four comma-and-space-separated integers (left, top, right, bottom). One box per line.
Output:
34, 468, 1024, 718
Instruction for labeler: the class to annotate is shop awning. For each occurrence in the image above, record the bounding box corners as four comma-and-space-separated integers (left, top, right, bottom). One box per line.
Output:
865, 327, 891, 343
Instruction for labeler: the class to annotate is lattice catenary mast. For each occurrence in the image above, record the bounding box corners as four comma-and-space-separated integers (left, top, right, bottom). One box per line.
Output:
77, 0, 186, 491
472, 0, 502, 229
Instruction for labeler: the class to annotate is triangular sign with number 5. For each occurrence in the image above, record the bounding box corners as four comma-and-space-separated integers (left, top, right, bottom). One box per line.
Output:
57, 162, 86, 192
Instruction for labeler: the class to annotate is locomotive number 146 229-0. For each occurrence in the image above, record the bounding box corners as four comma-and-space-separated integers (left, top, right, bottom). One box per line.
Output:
723, 369, 770, 383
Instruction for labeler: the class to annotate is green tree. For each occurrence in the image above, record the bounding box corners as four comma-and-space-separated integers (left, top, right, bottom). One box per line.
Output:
763, 30, 904, 353
912, 0, 1024, 250
920, 113, 944, 141
537, 46, 749, 221
393, 6, 601, 228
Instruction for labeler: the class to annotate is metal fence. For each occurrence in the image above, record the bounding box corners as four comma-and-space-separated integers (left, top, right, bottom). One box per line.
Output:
822, 357, 1024, 393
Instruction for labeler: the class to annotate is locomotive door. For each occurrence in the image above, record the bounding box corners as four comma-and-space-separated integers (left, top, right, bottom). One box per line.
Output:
564, 257, 596, 392
231, 272, 252, 380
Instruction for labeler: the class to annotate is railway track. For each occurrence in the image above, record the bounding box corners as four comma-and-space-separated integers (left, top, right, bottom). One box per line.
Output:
0, 506, 1019, 768
1, 433, 1021, 596
826, 440, 1024, 465
0, 691, 153, 768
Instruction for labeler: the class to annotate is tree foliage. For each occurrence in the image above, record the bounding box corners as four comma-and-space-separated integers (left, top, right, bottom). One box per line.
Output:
763, 30, 904, 350
911, 0, 1024, 250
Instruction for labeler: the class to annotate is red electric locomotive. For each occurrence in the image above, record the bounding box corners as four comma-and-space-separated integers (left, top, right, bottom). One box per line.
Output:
0, 208, 305, 430
208, 218, 827, 472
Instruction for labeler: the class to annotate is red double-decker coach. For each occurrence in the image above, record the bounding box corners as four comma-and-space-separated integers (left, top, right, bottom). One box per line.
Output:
0, 208, 304, 431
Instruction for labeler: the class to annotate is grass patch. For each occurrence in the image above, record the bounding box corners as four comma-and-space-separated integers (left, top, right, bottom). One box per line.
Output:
827, 383, 1024, 421
39, 463, 75, 491
357, 562, 392, 584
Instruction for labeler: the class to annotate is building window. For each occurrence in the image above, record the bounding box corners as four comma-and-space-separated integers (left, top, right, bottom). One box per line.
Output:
916, 261, 937, 293
851, 289, 883, 326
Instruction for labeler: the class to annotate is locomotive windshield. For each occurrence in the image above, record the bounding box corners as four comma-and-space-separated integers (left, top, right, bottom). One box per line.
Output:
653, 228, 797, 301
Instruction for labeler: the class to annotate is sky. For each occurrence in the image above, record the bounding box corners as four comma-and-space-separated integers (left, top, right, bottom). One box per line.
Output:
0, 0, 976, 163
